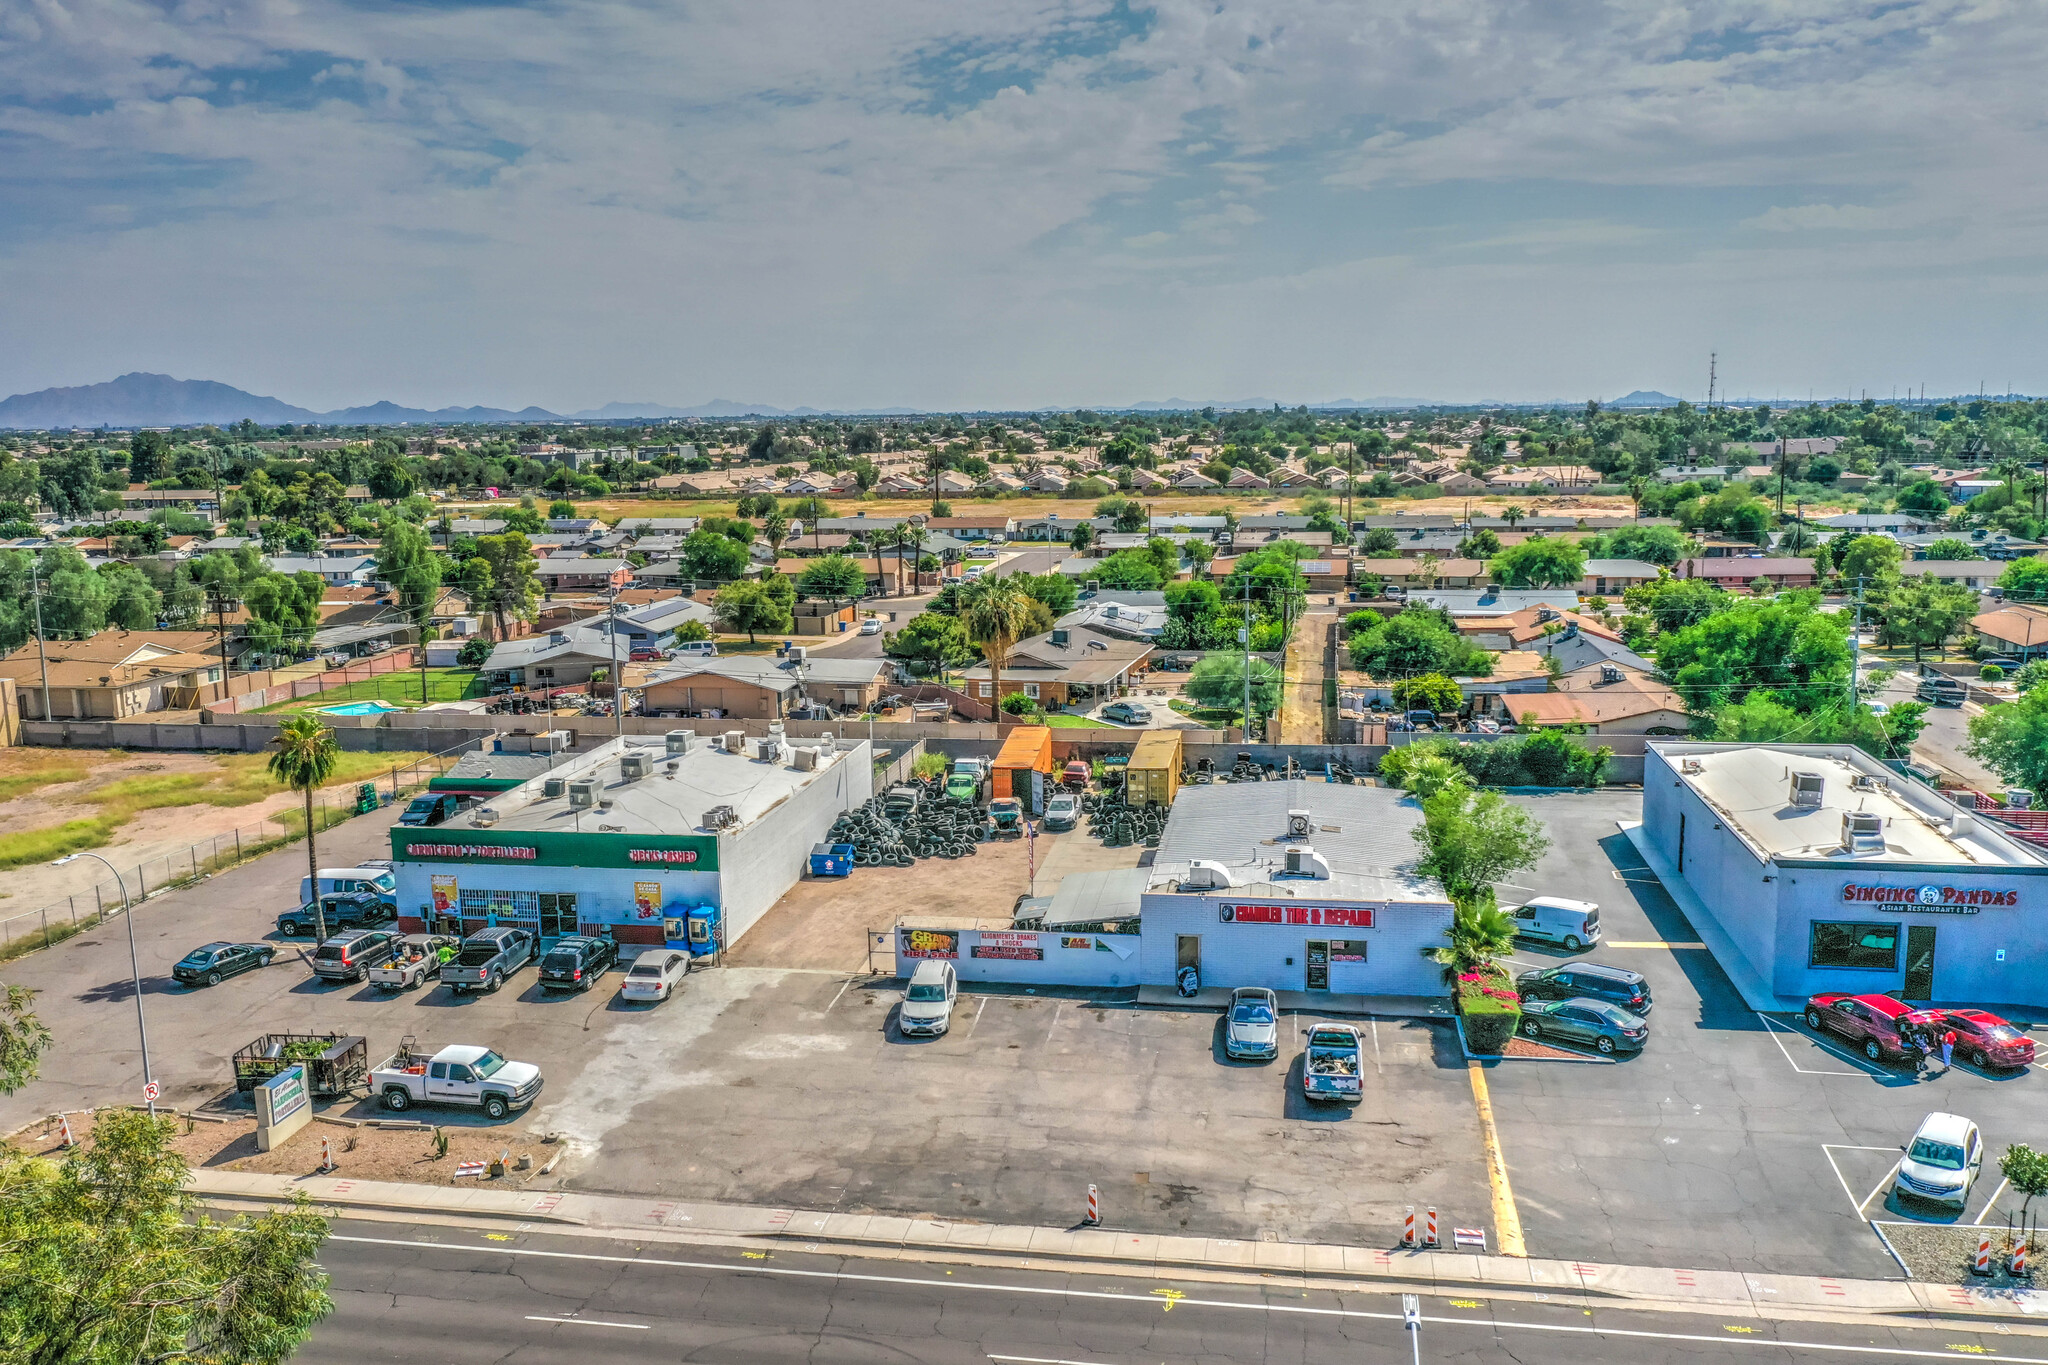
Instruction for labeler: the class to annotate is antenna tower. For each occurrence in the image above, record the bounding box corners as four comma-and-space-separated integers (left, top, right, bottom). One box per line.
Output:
1706, 353, 1717, 411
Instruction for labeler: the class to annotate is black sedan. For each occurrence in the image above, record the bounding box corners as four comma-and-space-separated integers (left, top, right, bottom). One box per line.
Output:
538, 934, 620, 992
172, 941, 277, 987
1518, 998, 1649, 1055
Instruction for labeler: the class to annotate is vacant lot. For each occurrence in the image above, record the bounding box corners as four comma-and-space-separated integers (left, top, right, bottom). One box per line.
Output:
255, 668, 487, 713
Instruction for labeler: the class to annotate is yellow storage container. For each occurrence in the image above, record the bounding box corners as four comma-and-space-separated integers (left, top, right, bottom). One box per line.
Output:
1125, 730, 1183, 808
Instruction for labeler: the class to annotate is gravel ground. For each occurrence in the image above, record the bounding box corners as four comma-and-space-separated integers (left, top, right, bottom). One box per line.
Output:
1880, 1219, 2040, 1285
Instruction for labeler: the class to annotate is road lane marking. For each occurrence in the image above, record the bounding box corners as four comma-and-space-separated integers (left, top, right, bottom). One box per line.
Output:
1603, 941, 1707, 949
524, 1315, 649, 1330
1465, 1061, 1525, 1257
332, 1238, 2040, 1363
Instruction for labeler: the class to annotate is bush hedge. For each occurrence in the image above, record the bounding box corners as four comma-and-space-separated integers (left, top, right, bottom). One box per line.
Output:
1456, 965, 1522, 1054
1379, 731, 1613, 789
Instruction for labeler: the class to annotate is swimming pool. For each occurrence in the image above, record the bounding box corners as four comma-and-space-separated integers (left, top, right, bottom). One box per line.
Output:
319, 700, 404, 716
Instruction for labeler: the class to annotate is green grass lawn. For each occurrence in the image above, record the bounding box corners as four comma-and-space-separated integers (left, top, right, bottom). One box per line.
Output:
1041, 712, 1112, 728
255, 668, 487, 713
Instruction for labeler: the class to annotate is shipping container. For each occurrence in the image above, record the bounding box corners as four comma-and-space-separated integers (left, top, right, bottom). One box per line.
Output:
1126, 730, 1183, 807
991, 725, 1055, 813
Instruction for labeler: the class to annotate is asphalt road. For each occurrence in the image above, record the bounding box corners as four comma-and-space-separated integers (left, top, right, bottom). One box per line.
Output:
301, 1217, 2037, 1365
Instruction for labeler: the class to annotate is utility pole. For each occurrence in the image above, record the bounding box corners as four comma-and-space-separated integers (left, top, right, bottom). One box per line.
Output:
1707, 352, 1717, 412
609, 585, 624, 745
30, 558, 51, 722
1776, 436, 1788, 517
1241, 578, 1253, 744
1851, 575, 1866, 710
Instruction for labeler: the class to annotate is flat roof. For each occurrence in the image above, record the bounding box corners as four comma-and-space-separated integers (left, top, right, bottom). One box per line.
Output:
1654, 743, 2048, 868
479, 734, 861, 837
1147, 781, 1449, 903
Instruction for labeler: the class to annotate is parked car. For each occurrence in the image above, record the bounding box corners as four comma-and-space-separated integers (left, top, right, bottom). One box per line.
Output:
275, 893, 394, 938
1980, 656, 2024, 672
899, 959, 957, 1036
172, 941, 276, 987
1804, 991, 1920, 1061
1101, 701, 1152, 725
1916, 677, 1966, 706
1043, 791, 1080, 831
619, 948, 689, 1003
441, 927, 537, 994
1302, 1024, 1364, 1103
1505, 896, 1602, 951
1894, 1111, 1984, 1211
539, 935, 620, 992
1225, 986, 1279, 1061
372, 1041, 544, 1120
367, 934, 460, 991
629, 647, 663, 662
1061, 758, 1092, 788
298, 866, 398, 908
861, 617, 883, 635
1919, 1007, 2037, 1070
1515, 961, 1652, 1015
398, 792, 469, 827
1518, 998, 1649, 1055
311, 929, 400, 983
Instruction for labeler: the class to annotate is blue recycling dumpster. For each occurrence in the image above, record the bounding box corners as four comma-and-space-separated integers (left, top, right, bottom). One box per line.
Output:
808, 842, 855, 877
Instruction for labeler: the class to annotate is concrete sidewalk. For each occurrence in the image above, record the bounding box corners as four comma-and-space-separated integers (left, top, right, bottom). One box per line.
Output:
190, 1167, 2048, 1330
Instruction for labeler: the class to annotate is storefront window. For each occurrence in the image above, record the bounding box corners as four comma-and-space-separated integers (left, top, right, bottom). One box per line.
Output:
1808, 920, 1900, 971
459, 889, 541, 924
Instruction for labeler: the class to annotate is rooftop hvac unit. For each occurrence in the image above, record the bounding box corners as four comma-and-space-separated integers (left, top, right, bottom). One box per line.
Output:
724, 730, 747, 754
751, 738, 783, 761
817, 734, 836, 755
532, 730, 570, 755
1180, 859, 1234, 891
767, 721, 786, 739
1050, 628, 1070, 646
1599, 664, 1624, 684
2009, 789, 2035, 810
1789, 771, 1826, 808
620, 753, 653, 781
1849, 772, 1889, 793
471, 807, 500, 827
1286, 809, 1313, 839
1283, 847, 1333, 879
542, 777, 568, 799
1842, 810, 1885, 852
703, 804, 737, 831
567, 778, 599, 810
787, 647, 807, 663
665, 729, 696, 755
792, 746, 820, 772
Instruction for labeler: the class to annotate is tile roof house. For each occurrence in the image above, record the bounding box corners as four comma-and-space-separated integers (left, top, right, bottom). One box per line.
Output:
1676, 557, 1818, 590
1972, 605, 2048, 660
958, 623, 1153, 710
1174, 470, 1220, 489
641, 654, 890, 719
0, 632, 226, 719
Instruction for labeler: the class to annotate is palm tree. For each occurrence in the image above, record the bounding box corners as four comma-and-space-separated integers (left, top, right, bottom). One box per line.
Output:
958, 576, 1033, 722
269, 715, 342, 943
1428, 897, 1518, 981
1501, 503, 1527, 530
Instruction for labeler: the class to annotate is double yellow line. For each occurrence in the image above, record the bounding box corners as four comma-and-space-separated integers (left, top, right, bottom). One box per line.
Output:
1466, 1061, 1527, 1257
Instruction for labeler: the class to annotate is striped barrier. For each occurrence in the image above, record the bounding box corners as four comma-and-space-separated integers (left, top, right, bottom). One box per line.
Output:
454, 1161, 487, 1179
1974, 1234, 1994, 1276
1402, 1206, 1415, 1247
1085, 1184, 1099, 1225
1425, 1206, 1440, 1249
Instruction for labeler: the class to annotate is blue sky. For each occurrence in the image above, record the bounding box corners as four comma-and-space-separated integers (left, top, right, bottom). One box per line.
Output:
1, 0, 2042, 411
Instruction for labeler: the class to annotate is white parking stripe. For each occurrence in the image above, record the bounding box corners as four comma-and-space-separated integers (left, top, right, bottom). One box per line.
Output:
524, 1315, 649, 1330
1972, 1177, 2011, 1225
1758, 1014, 1865, 1077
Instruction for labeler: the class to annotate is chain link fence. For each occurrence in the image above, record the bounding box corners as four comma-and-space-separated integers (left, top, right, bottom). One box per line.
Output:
0, 749, 466, 964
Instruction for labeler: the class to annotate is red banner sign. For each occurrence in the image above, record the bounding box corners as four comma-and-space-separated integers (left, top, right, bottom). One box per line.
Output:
1842, 883, 2016, 908
1218, 903, 1375, 928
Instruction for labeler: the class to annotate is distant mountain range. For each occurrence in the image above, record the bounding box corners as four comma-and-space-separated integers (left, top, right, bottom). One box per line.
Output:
1606, 390, 1682, 408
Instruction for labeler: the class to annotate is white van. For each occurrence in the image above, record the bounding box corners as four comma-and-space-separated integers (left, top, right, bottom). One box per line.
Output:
1506, 896, 1601, 951
299, 867, 399, 908
673, 640, 719, 659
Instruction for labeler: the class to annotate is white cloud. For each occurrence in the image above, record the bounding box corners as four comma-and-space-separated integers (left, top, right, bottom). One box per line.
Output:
1741, 204, 1891, 232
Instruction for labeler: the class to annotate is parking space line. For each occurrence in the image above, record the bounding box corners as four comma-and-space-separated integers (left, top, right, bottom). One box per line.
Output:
524, 1316, 649, 1330
1368, 1018, 1382, 1075
826, 976, 856, 1012
1466, 1062, 1525, 1257
1758, 1014, 1865, 1076
1973, 1177, 2011, 1225
1822, 1145, 1905, 1216
1046, 1002, 1062, 1045
967, 997, 988, 1040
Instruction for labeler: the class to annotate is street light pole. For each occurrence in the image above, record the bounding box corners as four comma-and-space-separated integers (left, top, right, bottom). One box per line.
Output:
54, 852, 152, 1117
30, 558, 52, 722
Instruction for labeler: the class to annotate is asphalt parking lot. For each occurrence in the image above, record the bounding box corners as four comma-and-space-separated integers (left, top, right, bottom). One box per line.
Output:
5, 783, 2044, 1279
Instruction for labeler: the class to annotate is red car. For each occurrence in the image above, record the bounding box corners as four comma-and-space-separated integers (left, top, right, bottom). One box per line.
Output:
1804, 993, 1920, 1062
629, 648, 663, 662
1919, 1008, 2036, 1070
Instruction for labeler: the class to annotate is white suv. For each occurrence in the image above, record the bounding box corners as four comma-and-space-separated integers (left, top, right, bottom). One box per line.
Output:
900, 960, 957, 1036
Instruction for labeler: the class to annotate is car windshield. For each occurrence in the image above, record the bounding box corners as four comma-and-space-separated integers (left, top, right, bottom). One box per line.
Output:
405, 797, 435, 813
543, 953, 578, 970
1232, 1002, 1275, 1024
1589, 1002, 1637, 1027
472, 1050, 507, 1078
179, 948, 218, 963
1909, 1137, 1967, 1170
907, 984, 947, 1001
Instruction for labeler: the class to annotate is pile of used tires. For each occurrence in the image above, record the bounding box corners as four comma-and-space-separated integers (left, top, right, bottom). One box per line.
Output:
824, 776, 989, 865
1081, 791, 1169, 848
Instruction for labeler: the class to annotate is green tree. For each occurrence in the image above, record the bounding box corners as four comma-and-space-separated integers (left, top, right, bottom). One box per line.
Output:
1391, 672, 1462, 713
1968, 688, 2048, 793
1093, 550, 1165, 591
958, 576, 1035, 717
457, 636, 493, 668
1655, 595, 1853, 711
711, 580, 792, 642
884, 612, 976, 674
242, 572, 325, 657
1920, 537, 1983, 561
470, 533, 540, 639
1185, 651, 1281, 722
1895, 479, 1949, 515
1584, 524, 1687, 566
1623, 576, 1726, 634
1096, 496, 1148, 533
0, 1107, 332, 1365
1998, 557, 2048, 606
2001, 1143, 2048, 1224
547, 499, 578, 519
1410, 786, 1551, 904
1349, 607, 1491, 678
796, 554, 867, 599
1013, 571, 1078, 616
1488, 537, 1586, 588
268, 715, 340, 942
99, 566, 160, 629
1068, 521, 1095, 554
1711, 692, 1927, 760
1428, 896, 1518, 976
679, 529, 751, 584
1879, 578, 1978, 661
1359, 527, 1402, 557
1835, 534, 1904, 601
125, 430, 172, 483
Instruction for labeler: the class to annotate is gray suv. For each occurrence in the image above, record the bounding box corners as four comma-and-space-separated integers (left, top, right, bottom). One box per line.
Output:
312, 929, 400, 983
1515, 961, 1653, 1016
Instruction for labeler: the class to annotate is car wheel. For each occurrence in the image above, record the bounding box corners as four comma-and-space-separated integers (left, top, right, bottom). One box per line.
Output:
485, 973, 500, 993
1806, 1009, 1823, 1029
1865, 1039, 1883, 1061
280, 922, 302, 937
1972, 1050, 1989, 1069
1521, 1019, 1542, 1039
262, 950, 276, 965
382, 1087, 411, 1111
205, 971, 221, 987
1597, 1036, 1616, 1055
1564, 935, 1582, 951
483, 1094, 509, 1120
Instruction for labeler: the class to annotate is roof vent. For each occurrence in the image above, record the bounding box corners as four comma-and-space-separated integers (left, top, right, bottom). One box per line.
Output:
1286, 809, 1313, 838
1680, 757, 1704, 775
1050, 628, 1070, 646
1849, 772, 1889, 793
471, 807, 499, 827
1180, 859, 1235, 891
703, 805, 738, 831
1789, 771, 1826, 808
1843, 810, 1885, 852
1282, 847, 1332, 879
1599, 664, 1623, 684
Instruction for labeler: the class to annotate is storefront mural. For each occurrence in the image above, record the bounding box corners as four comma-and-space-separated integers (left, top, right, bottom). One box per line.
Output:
899, 928, 959, 960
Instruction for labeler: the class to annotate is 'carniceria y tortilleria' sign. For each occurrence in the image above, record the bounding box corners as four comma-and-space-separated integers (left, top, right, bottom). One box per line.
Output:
1840, 883, 2018, 910
392, 829, 718, 870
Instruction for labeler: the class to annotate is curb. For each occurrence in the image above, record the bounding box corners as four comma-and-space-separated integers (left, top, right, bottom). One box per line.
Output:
195, 1183, 588, 1227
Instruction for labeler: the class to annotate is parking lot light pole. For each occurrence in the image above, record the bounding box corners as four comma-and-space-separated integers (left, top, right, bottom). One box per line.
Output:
1402, 1293, 1421, 1365
54, 851, 154, 1118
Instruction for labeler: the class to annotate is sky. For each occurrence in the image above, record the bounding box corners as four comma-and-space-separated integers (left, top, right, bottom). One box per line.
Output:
2, 0, 2044, 413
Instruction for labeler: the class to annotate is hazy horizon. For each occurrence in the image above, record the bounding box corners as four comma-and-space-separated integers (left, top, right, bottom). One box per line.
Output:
5, 2, 2044, 412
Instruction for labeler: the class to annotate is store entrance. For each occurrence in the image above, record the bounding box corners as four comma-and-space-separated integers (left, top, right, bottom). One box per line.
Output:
1305, 940, 1330, 991
1903, 924, 1937, 1001
539, 893, 579, 940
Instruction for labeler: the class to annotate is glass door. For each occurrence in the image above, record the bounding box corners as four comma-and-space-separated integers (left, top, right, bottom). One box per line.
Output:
538, 893, 578, 940
1305, 940, 1330, 990
1903, 925, 1937, 1001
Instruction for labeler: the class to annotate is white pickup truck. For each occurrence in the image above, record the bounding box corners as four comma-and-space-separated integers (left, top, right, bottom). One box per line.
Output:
371, 1040, 545, 1120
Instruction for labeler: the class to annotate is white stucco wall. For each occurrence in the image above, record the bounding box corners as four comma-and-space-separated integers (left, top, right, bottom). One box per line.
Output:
717, 741, 874, 947
1137, 891, 1451, 996
896, 928, 1141, 985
